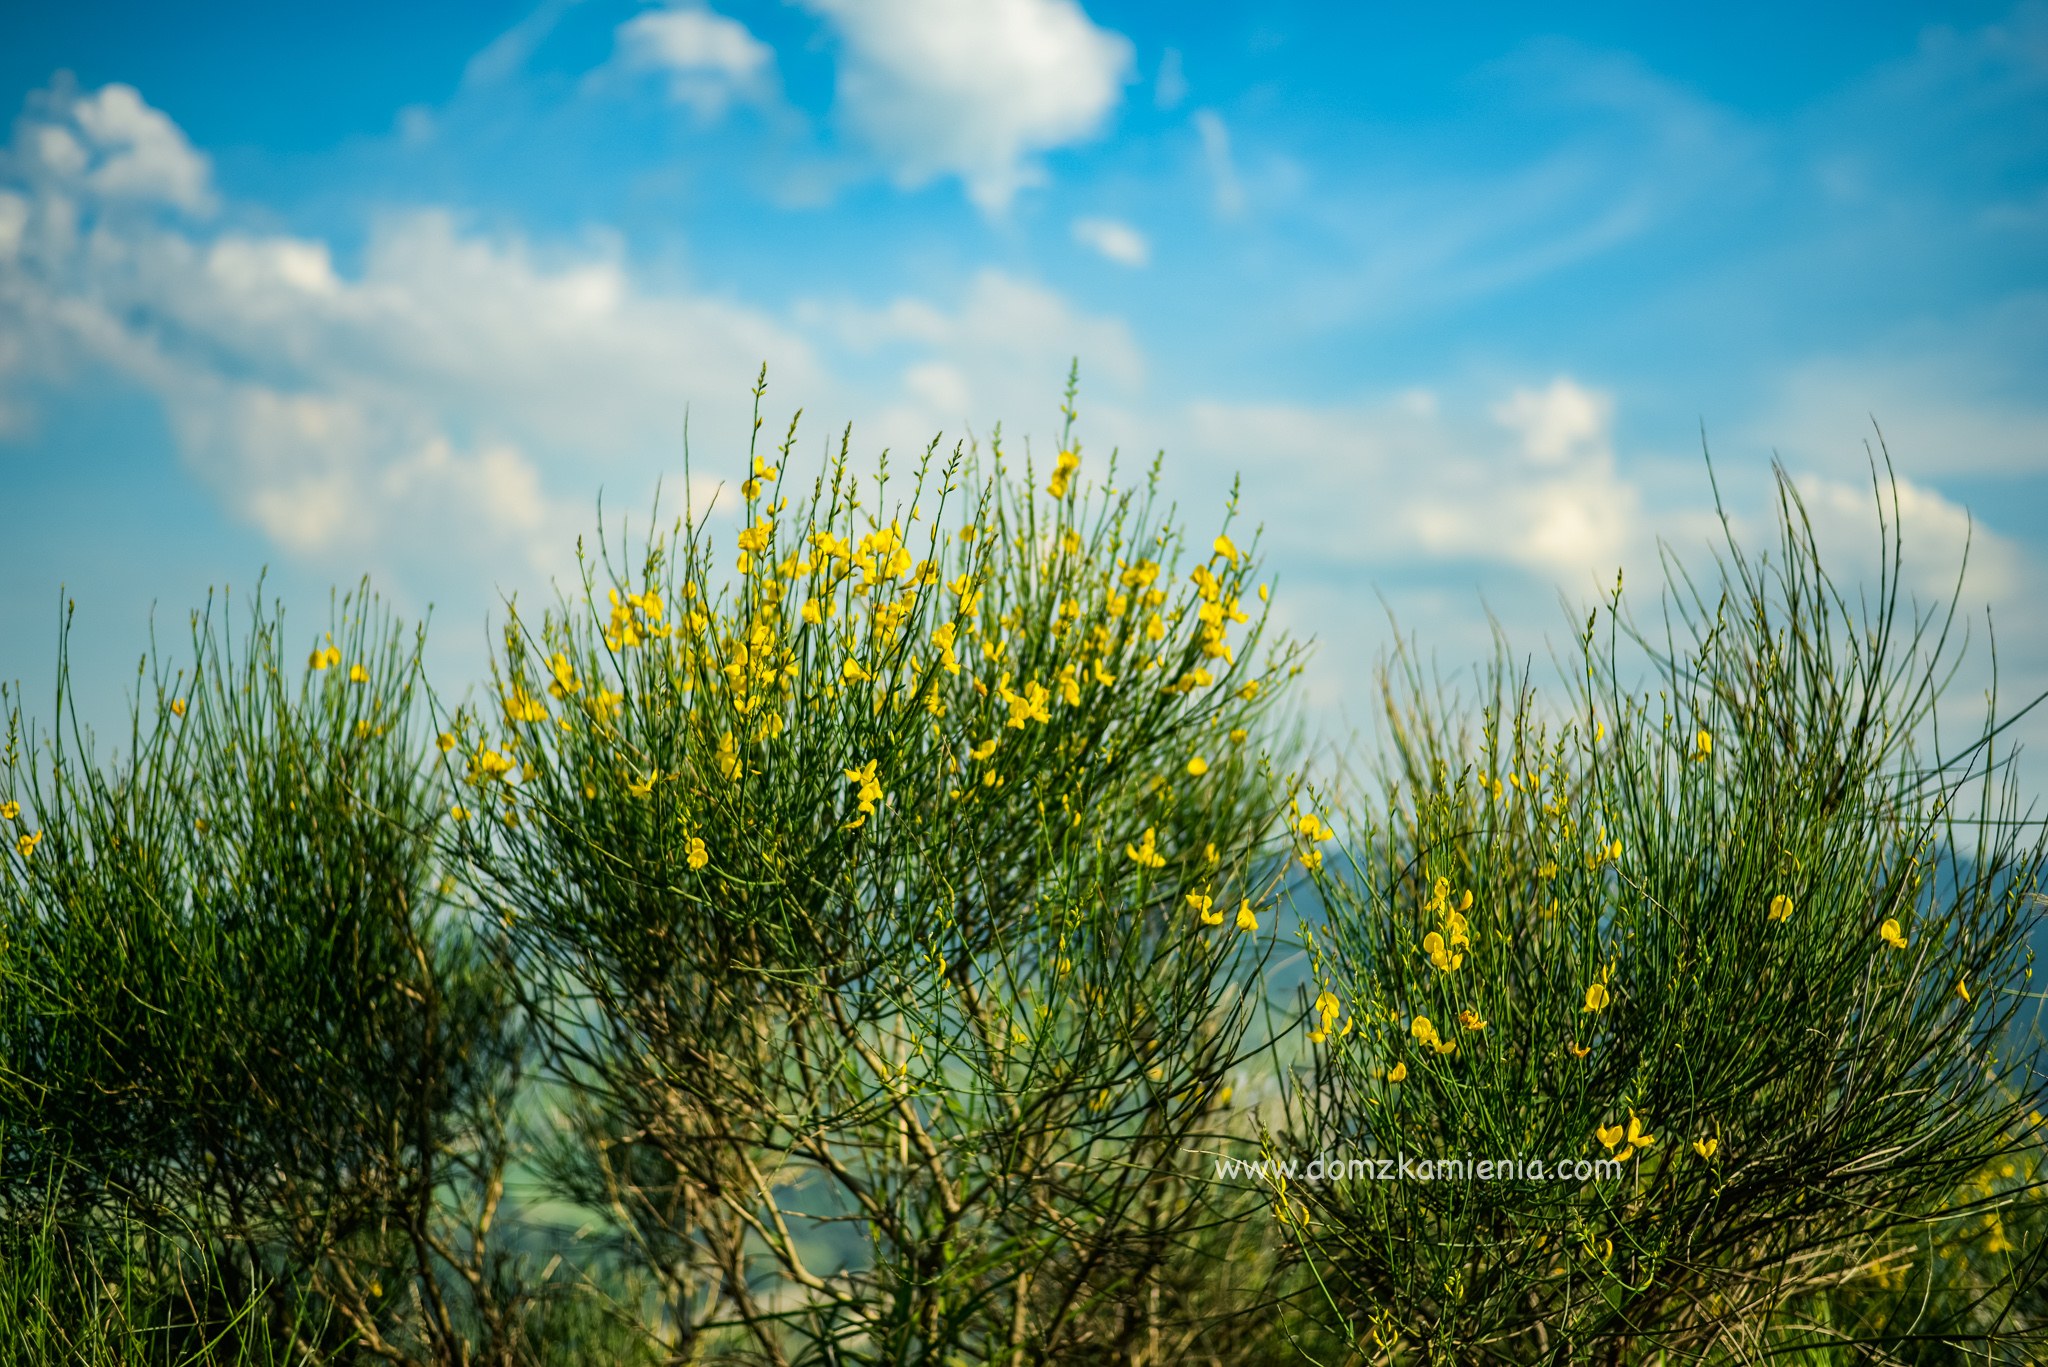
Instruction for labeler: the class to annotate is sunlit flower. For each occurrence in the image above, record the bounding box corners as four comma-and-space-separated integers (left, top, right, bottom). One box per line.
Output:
1186, 755, 1209, 777
1583, 981, 1611, 1013
1596, 1121, 1625, 1151
1694, 728, 1712, 761
1409, 1015, 1456, 1056
1768, 893, 1794, 922
450, 804, 470, 821
687, 836, 709, 870
1236, 899, 1258, 933
1423, 931, 1463, 973
1880, 917, 1909, 949
969, 737, 999, 762
437, 732, 457, 752
842, 658, 872, 683
1386, 1061, 1407, 1083
1459, 1009, 1487, 1032
1213, 533, 1240, 566
1047, 449, 1082, 499
1126, 826, 1166, 869
627, 769, 658, 798
1693, 1137, 1718, 1161
1, 801, 19, 821
348, 663, 370, 684
503, 687, 548, 724
1568, 1041, 1591, 1059
843, 758, 884, 828
170, 698, 187, 717
309, 645, 342, 671
1957, 978, 1971, 1002
14, 829, 42, 859
1229, 727, 1248, 745
1307, 990, 1342, 1044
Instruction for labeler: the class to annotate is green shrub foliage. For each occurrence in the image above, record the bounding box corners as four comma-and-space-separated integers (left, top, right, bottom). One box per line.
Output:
1, 387, 2041, 1366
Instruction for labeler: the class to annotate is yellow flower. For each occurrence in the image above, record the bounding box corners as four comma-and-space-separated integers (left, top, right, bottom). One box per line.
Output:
437, 732, 457, 752
1626, 1111, 1656, 1149
1423, 931, 1463, 973
1300, 848, 1325, 873
1186, 755, 1209, 777
969, 737, 999, 762
0, 801, 17, 821
1596, 1121, 1625, 1151
308, 645, 341, 670
1409, 1016, 1455, 1056
348, 663, 370, 684
1386, 1061, 1408, 1083
1235, 899, 1258, 933
1582, 981, 1611, 1013
1694, 728, 1712, 760
1568, 1040, 1591, 1059
15, 829, 42, 858
1308, 990, 1342, 1043
1212, 533, 1240, 566
1458, 1009, 1487, 1032
627, 769, 658, 798
715, 732, 740, 780
1229, 727, 1248, 745
169, 698, 187, 717
1879, 917, 1908, 949
1957, 978, 1971, 1002
1693, 1137, 1718, 1161
1768, 893, 1794, 922
546, 652, 582, 698
1047, 448, 1081, 498
1237, 679, 1261, 701
451, 804, 470, 821
843, 758, 884, 828
687, 836, 709, 870
842, 658, 872, 683
503, 687, 548, 724
1126, 826, 1166, 869
1189, 891, 1223, 925
736, 518, 773, 553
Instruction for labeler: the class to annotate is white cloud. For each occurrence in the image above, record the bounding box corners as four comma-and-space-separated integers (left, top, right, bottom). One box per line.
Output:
0, 84, 823, 582
618, 3, 777, 120
1493, 377, 1614, 466
1192, 109, 1244, 218
1071, 215, 1148, 267
800, 0, 1134, 213
9, 81, 214, 214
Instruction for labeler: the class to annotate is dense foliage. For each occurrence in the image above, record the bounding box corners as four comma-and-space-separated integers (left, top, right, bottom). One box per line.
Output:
2, 383, 2042, 1365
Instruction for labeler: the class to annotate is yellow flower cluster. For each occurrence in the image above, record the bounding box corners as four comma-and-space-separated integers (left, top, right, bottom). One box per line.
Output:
843, 758, 883, 829
1126, 827, 1166, 869
1422, 877, 1474, 971
1596, 1111, 1656, 1161
1409, 1015, 1456, 1056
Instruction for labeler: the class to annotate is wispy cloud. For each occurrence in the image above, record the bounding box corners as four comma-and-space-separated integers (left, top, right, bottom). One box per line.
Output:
1072, 215, 1149, 266
799, 0, 1134, 213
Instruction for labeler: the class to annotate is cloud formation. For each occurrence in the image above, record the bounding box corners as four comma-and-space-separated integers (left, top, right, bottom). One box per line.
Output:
801, 0, 1134, 212
616, 3, 778, 120
1071, 215, 1149, 267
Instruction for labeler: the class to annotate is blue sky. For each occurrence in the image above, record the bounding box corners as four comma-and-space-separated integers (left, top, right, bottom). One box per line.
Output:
2, 0, 2045, 782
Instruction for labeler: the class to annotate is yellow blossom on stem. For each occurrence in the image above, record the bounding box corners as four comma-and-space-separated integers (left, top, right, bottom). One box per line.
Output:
1693, 1137, 1718, 1160
1186, 755, 1209, 777
1769, 893, 1794, 922
170, 698, 187, 717
348, 663, 370, 684
1694, 728, 1712, 761
1047, 449, 1081, 499
687, 836, 709, 870
843, 758, 884, 828
1423, 931, 1463, 973
1386, 1061, 1408, 1083
1213, 533, 1240, 566
15, 829, 42, 859
0, 801, 17, 821
1126, 827, 1166, 869
1459, 1009, 1487, 1032
1236, 900, 1258, 933
1880, 917, 1909, 949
